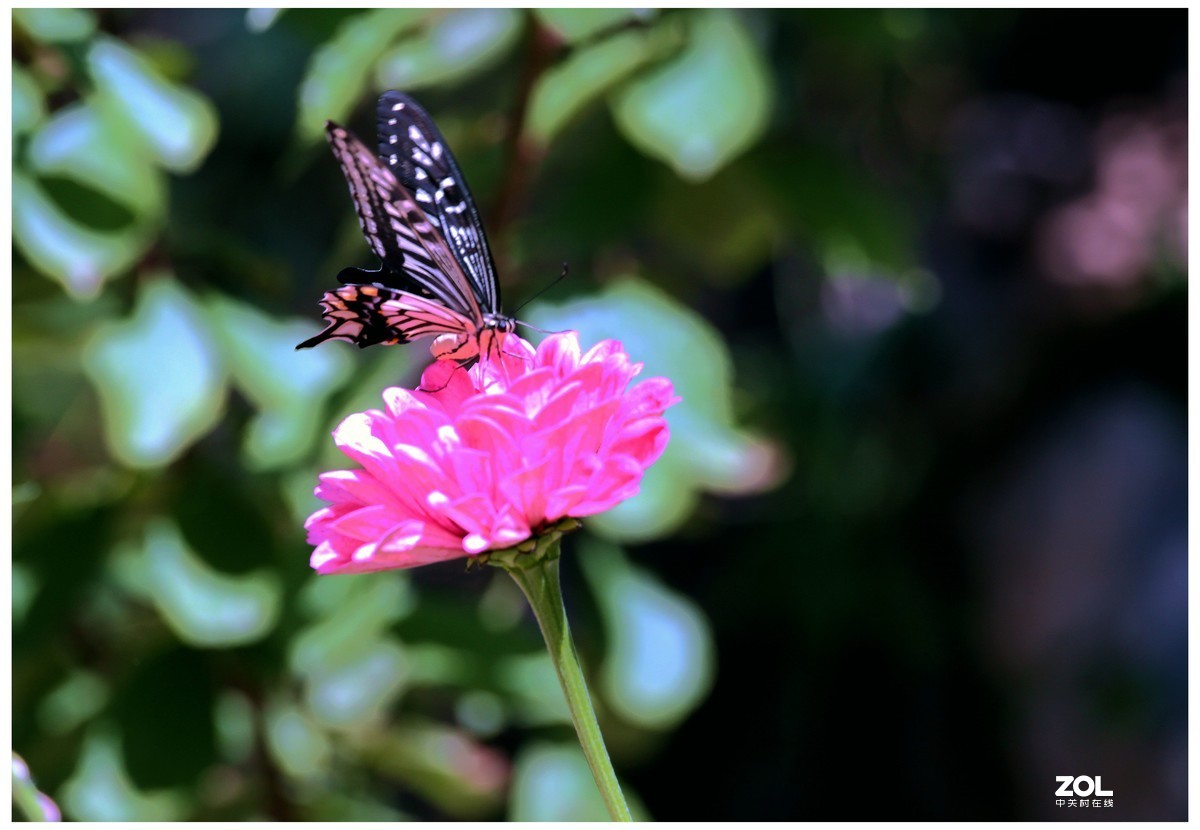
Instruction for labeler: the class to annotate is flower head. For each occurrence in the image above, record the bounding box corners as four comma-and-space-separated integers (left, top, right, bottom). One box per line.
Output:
306, 332, 678, 574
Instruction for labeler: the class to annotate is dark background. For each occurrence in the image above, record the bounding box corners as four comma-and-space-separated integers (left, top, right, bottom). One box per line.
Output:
12, 8, 1186, 821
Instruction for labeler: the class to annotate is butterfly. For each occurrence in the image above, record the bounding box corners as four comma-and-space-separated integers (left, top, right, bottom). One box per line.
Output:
297, 90, 515, 363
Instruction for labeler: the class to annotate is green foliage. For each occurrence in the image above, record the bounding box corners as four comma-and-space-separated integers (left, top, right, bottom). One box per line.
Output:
204, 296, 351, 470
12, 16, 219, 296
509, 742, 649, 821
12, 8, 942, 822
83, 280, 226, 469
30, 102, 167, 217
12, 171, 150, 296
12, 64, 45, 135
87, 38, 218, 173
527, 23, 679, 146
39, 671, 107, 735
59, 729, 186, 821
295, 9, 428, 143
114, 519, 282, 648
375, 9, 523, 91
532, 278, 780, 541
13, 8, 96, 43
578, 542, 715, 729
611, 11, 772, 180
534, 9, 650, 44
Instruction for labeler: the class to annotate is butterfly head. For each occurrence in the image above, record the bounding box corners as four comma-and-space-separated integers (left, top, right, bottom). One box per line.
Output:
483, 312, 516, 334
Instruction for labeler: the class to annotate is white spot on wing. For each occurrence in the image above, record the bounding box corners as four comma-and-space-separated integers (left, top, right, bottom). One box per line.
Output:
408, 125, 432, 152
392, 102, 404, 111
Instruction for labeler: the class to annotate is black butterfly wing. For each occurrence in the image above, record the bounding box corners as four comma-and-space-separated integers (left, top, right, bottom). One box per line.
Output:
323, 121, 482, 320
376, 90, 501, 314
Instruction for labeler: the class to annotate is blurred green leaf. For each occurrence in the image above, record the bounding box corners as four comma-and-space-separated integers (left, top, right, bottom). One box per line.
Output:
121, 519, 282, 648
497, 652, 570, 725
13, 64, 45, 137
305, 793, 411, 822
205, 296, 352, 470
38, 670, 108, 735
534, 9, 649, 43
527, 24, 680, 146
531, 278, 782, 541
295, 9, 429, 143
404, 642, 475, 687
300, 568, 388, 617
60, 727, 186, 821
29, 102, 166, 217
292, 573, 414, 675
509, 742, 604, 820
304, 638, 410, 729
265, 700, 332, 779
12, 172, 149, 297
477, 571, 526, 632
12, 563, 37, 623
88, 37, 218, 173
455, 689, 507, 737
361, 721, 509, 818
214, 691, 255, 764
578, 541, 715, 729
509, 742, 648, 821
375, 9, 522, 90
293, 576, 416, 733
611, 10, 772, 181
244, 7, 283, 33
83, 279, 226, 468
282, 467, 326, 528
14, 8, 96, 43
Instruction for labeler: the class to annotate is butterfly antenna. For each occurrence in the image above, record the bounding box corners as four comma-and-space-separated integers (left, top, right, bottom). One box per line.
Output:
514, 320, 567, 335
513, 262, 569, 317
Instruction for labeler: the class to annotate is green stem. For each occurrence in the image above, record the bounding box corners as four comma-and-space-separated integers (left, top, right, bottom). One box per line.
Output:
499, 541, 632, 821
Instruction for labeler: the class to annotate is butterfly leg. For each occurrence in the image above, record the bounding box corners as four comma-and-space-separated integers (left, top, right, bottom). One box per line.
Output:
494, 332, 534, 366
417, 360, 468, 393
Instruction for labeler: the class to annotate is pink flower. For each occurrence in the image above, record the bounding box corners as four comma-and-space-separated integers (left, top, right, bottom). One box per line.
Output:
306, 332, 678, 574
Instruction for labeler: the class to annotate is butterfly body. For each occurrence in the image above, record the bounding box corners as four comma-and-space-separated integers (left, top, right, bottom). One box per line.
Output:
298, 91, 515, 360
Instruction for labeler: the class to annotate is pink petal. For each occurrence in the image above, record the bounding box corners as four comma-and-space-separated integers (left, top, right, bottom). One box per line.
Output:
312, 542, 468, 574
624, 377, 680, 417
328, 504, 405, 541
608, 417, 671, 464
305, 331, 675, 574
499, 457, 552, 526
537, 331, 582, 375
580, 338, 625, 365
